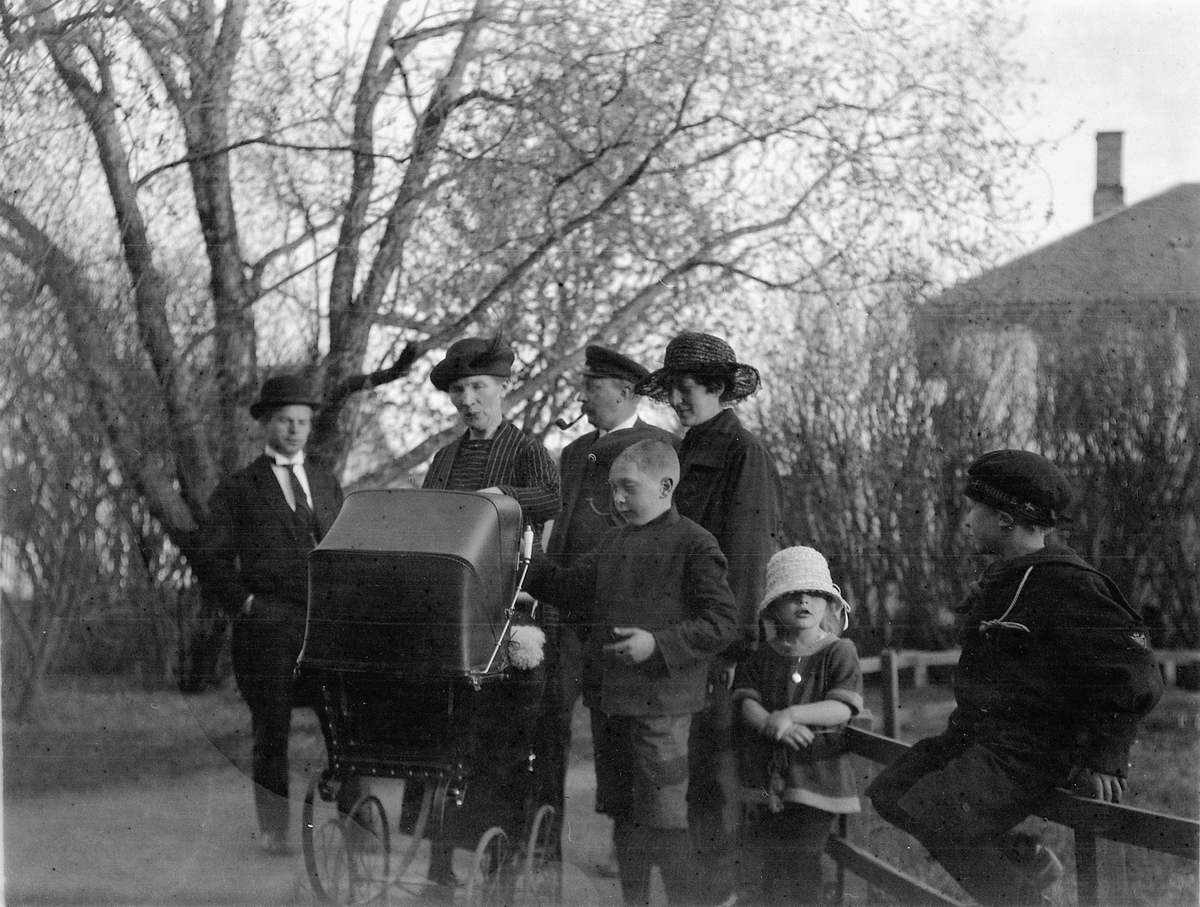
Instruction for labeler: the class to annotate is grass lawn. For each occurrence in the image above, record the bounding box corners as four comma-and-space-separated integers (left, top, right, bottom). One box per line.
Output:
4, 674, 1197, 905
2, 674, 328, 796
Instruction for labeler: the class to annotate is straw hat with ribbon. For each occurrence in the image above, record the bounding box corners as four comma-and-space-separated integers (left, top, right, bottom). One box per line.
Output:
636, 332, 761, 404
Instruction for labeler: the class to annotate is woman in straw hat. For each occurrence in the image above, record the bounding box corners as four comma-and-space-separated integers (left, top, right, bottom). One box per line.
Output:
638, 331, 785, 906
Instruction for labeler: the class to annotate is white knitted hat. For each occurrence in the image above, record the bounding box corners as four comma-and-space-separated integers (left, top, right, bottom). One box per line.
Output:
759, 546, 849, 615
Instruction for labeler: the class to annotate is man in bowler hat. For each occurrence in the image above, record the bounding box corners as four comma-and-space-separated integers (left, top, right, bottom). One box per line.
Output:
196, 374, 345, 855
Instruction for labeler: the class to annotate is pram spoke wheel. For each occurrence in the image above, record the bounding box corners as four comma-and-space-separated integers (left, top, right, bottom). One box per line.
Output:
518, 804, 561, 906
391, 779, 435, 882
465, 826, 512, 907
303, 775, 390, 906
346, 794, 391, 901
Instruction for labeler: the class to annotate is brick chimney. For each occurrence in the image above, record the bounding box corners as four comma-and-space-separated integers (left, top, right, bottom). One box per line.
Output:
1092, 131, 1124, 220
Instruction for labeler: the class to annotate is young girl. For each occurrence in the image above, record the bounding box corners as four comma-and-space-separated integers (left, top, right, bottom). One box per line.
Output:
733, 546, 863, 906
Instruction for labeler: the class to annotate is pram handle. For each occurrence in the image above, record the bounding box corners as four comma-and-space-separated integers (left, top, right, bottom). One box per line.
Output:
480, 525, 538, 676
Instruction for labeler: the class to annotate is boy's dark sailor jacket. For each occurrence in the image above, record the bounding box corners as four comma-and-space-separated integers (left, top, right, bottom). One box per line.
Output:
526, 506, 739, 717
674, 408, 784, 659
950, 542, 1163, 778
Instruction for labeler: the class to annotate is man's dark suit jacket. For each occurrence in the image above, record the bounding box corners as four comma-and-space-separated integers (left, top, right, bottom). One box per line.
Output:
198, 455, 343, 613
545, 418, 676, 566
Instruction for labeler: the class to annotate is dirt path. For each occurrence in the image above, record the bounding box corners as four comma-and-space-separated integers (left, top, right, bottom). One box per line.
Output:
3, 704, 629, 906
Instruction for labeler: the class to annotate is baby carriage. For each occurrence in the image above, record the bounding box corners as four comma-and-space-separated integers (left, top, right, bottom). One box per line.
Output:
298, 489, 559, 906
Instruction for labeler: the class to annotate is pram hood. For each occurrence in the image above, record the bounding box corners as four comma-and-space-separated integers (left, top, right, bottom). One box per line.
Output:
301, 489, 525, 676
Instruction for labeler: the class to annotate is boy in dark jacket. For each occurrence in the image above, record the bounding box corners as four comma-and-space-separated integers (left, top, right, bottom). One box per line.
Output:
525, 439, 739, 906
867, 449, 1164, 906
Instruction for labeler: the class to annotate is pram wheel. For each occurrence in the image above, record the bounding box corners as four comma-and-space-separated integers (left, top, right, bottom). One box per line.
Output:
302, 774, 390, 905
518, 804, 561, 906
465, 826, 511, 907
391, 779, 436, 882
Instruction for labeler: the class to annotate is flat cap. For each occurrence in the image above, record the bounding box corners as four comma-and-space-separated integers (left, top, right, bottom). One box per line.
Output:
965, 449, 1072, 527
429, 336, 514, 392
583, 345, 650, 384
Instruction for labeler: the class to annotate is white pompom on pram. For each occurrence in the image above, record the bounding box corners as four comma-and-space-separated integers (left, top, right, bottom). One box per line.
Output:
506, 624, 546, 670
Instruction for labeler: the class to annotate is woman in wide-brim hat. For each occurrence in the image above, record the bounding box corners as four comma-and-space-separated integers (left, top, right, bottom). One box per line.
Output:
638, 331, 784, 906
636, 331, 761, 405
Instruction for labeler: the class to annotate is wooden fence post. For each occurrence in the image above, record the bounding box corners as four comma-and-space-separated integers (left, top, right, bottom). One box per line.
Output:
1075, 826, 1099, 907
912, 660, 928, 688
882, 649, 900, 740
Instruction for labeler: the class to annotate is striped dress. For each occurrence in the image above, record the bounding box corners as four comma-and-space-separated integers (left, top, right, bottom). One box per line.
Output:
423, 420, 560, 525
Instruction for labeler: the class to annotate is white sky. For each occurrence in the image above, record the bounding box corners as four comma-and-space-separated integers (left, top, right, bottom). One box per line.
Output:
1007, 0, 1200, 248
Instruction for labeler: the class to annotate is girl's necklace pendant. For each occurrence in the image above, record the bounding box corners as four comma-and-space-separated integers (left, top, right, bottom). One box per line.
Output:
786, 631, 828, 684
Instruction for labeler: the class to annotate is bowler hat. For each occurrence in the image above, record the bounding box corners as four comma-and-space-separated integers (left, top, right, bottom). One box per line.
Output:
583, 345, 650, 384
637, 332, 760, 403
965, 449, 1072, 527
249, 374, 322, 419
430, 335, 515, 392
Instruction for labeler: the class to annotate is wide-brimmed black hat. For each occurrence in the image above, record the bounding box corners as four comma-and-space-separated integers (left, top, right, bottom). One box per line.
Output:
429, 335, 515, 392
636, 332, 760, 403
249, 374, 322, 419
583, 345, 650, 385
965, 449, 1072, 527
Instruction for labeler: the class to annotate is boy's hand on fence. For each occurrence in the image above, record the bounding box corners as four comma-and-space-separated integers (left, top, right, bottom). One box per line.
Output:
1069, 766, 1128, 803
607, 627, 656, 664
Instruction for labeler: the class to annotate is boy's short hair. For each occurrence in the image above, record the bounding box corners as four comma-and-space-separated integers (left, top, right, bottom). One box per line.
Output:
613, 438, 679, 485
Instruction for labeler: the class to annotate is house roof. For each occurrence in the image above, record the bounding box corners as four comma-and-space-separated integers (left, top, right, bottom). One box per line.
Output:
918, 183, 1200, 333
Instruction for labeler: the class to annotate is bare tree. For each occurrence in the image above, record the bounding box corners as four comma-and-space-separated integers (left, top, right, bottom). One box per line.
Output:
0, 0, 1037, 684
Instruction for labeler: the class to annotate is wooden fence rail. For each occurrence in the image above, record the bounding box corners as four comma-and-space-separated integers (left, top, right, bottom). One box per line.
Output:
830, 726, 1200, 907
860, 648, 1200, 739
